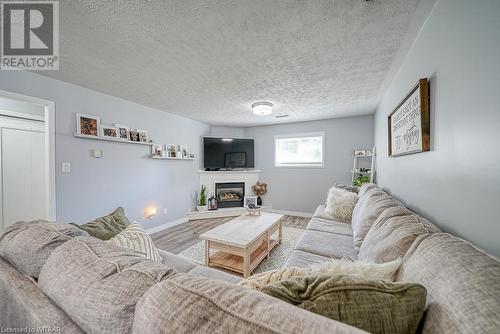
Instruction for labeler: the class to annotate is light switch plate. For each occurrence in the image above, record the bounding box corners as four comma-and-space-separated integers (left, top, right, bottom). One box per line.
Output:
62, 162, 71, 173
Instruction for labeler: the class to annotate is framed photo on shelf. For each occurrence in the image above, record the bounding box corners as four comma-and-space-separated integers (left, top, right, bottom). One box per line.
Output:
166, 144, 177, 158
114, 124, 130, 140
244, 196, 258, 208
100, 125, 118, 138
129, 129, 140, 142
76, 113, 100, 136
138, 129, 148, 143
189, 153, 195, 159
179, 145, 188, 158
151, 144, 163, 157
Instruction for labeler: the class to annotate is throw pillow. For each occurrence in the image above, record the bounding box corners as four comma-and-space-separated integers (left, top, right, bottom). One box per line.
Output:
106, 222, 162, 262
333, 183, 359, 194
238, 258, 401, 291
72, 207, 130, 240
325, 187, 358, 223
262, 274, 427, 334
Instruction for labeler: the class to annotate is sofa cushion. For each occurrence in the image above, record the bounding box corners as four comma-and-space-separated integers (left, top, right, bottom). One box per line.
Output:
188, 265, 242, 284
397, 233, 500, 334
351, 188, 400, 253
0, 257, 84, 333
294, 230, 357, 259
357, 183, 378, 197
157, 248, 197, 272
307, 217, 353, 236
132, 273, 365, 334
313, 204, 336, 221
0, 221, 88, 278
72, 207, 130, 240
358, 206, 440, 263
38, 237, 176, 334
262, 274, 427, 334
284, 250, 331, 268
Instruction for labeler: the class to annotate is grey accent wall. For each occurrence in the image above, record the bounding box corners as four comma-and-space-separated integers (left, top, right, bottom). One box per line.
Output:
374, 0, 500, 255
0, 71, 210, 230
245, 116, 374, 214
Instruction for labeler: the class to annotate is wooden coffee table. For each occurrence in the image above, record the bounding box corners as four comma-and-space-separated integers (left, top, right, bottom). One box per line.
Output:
200, 212, 284, 278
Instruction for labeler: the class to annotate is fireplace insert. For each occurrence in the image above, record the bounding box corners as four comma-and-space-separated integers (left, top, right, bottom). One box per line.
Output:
215, 182, 245, 208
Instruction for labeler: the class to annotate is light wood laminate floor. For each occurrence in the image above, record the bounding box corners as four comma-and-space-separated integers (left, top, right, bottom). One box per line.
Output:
151, 215, 309, 254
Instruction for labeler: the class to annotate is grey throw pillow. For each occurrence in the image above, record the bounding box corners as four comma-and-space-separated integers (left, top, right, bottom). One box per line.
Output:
71, 207, 130, 240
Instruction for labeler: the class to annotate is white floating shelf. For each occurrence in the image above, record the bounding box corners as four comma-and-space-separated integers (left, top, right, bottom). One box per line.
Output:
151, 156, 196, 161
74, 133, 158, 146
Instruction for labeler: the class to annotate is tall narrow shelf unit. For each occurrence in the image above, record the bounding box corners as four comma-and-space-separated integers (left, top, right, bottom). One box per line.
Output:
351, 147, 376, 185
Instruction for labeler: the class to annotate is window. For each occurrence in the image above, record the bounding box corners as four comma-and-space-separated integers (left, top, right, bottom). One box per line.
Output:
274, 132, 324, 168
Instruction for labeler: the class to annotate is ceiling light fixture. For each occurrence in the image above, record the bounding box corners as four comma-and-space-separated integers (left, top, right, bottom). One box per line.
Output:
252, 102, 273, 116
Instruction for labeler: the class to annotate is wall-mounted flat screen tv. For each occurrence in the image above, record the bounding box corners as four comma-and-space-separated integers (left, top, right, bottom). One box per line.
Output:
203, 137, 254, 169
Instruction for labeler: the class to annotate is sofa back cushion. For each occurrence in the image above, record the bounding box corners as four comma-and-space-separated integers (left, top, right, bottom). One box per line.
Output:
133, 273, 365, 334
357, 183, 378, 197
38, 237, 176, 334
351, 188, 400, 253
397, 233, 500, 333
358, 206, 440, 263
0, 221, 88, 278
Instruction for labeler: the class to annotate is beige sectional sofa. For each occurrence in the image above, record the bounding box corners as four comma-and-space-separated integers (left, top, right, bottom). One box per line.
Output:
0, 183, 499, 333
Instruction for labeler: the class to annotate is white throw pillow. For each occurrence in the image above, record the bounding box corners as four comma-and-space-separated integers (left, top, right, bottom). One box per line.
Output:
310, 258, 402, 282
324, 187, 358, 223
106, 222, 162, 262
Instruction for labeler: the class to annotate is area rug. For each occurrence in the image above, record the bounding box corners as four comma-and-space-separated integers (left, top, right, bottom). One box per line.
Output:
178, 227, 304, 275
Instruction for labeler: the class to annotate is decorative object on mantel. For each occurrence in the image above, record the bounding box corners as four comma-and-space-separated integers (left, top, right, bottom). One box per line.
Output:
388, 78, 430, 157
252, 181, 268, 206
351, 147, 376, 186
76, 113, 100, 136
197, 185, 208, 211
244, 196, 258, 208
208, 193, 218, 211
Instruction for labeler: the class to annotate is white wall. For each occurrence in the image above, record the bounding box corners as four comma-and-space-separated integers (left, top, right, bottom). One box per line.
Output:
0, 71, 210, 230
245, 116, 374, 214
374, 0, 500, 255
210, 126, 246, 138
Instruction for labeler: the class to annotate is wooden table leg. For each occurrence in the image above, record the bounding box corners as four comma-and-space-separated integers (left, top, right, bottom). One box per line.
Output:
243, 252, 250, 278
204, 240, 209, 266
279, 222, 283, 244
266, 230, 270, 259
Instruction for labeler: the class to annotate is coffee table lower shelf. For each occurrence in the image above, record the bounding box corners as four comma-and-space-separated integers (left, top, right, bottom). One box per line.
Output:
206, 237, 280, 277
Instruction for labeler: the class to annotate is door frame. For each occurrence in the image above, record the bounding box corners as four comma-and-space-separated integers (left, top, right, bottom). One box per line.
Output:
0, 89, 56, 222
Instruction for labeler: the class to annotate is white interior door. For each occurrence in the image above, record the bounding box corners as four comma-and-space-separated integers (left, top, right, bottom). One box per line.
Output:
0, 116, 46, 230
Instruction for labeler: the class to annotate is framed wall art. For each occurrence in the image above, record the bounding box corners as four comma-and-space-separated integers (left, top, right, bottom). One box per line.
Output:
388, 78, 430, 157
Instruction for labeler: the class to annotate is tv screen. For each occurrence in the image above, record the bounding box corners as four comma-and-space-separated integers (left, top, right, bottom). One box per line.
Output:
204, 137, 254, 169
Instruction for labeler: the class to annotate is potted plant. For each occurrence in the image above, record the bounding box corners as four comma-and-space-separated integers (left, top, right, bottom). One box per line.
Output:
353, 175, 370, 187
197, 185, 208, 211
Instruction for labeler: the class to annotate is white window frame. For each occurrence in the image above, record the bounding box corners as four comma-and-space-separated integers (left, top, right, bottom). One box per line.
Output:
274, 131, 325, 168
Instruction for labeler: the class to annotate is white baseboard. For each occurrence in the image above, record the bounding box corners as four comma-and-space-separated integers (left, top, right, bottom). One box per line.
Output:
145, 216, 189, 235
270, 209, 313, 218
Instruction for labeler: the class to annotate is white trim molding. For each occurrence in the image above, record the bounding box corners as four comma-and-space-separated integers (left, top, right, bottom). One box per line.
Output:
145, 216, 189, 235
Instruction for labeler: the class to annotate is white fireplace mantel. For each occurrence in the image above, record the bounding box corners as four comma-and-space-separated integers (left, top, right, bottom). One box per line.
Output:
197, 170, 261, 197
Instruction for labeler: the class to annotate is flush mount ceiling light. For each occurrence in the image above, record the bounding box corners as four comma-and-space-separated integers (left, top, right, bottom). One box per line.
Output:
251, 102, 273, 116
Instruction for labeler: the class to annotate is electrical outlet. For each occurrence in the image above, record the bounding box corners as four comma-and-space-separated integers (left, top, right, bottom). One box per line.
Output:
163, 208, 168, 214
62, 162, 71, 173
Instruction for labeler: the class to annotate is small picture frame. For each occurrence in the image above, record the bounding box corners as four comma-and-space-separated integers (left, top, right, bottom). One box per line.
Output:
151, 144, 163, 157
354, 150, 367, 157
189, 153, 195, 159
114, 124, 130, 140
179, 145, 188, 158
129, 129, 140, 142
244, 196, 258, 208
100, 125, 118, 138
76, 113, 100, 136
166, 144, 177, 158
138, 129, 148, 143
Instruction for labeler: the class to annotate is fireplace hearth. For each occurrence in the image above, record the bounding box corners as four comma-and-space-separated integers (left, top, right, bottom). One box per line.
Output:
215, 182, 245, 208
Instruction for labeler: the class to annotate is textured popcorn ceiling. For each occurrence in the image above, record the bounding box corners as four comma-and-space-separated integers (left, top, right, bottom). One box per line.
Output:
40, 0, 419, 126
